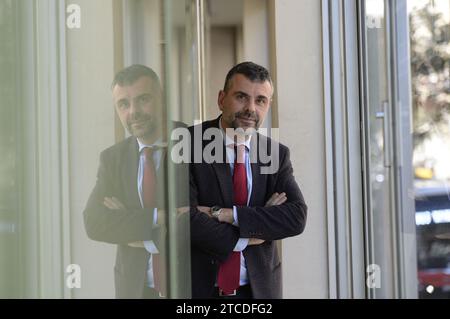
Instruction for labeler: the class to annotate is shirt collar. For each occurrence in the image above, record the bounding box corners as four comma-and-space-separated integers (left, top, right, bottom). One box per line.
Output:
219, 117, 252, 150
137, 138, 167, 153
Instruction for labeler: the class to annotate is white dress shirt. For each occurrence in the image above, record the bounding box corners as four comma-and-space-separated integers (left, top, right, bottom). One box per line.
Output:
220, 121, 253, 286
136, 139, 166, 288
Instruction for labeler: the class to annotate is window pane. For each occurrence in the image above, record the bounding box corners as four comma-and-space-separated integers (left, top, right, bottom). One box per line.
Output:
0, 0, 20, 298
0, 0, 197, 298
409, 0, 450, 299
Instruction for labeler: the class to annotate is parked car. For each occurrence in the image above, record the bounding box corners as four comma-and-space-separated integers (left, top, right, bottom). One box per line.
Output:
415, 181, 450, 299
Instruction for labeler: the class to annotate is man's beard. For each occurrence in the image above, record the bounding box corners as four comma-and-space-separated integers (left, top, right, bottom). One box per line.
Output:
127, 114, 157, 139
230, 110, 260, 130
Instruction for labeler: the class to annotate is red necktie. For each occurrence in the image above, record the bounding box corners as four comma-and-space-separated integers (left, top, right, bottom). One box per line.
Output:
143, 147, 156, 208
143, 147, 166, 296
217, 144, 247, 295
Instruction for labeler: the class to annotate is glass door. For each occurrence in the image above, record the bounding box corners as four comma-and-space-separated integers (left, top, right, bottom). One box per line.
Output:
120, 0, 201, 298
409, 0, 450, 299
161, 0, 198, 298
0, 0, 201, 298
0, 0, 20, 298
360, 0, 417, 298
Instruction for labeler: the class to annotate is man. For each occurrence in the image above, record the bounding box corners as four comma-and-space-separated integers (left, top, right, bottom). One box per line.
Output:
83, 65, 189, 298
189, 61, 307, 298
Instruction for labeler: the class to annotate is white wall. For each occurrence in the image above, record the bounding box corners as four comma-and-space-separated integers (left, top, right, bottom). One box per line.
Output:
242, 0, 269, 67
66, 0, 117, 298
272, 0, 329, 298
208, 27, 236, 119
123, 0, 161, 73
242, 0, 272, 130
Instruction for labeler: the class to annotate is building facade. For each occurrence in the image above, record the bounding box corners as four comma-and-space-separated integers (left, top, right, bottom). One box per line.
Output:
1, 0, 449, 299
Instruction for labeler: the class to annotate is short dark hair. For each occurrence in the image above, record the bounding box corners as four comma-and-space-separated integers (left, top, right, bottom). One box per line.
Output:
111, 64, 161, 90
223, 61, 273, 92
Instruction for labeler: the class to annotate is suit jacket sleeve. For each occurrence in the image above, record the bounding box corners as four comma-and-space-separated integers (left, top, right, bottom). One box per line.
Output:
189, 165, 240, 262
237, 146, 307, 241
83, 150, 160, 245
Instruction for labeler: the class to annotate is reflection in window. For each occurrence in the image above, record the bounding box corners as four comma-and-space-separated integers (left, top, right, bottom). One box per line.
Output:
0, 0, 19, 298
409, 0, 450, 299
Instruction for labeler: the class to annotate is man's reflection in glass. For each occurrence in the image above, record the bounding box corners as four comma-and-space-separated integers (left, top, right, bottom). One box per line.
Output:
84, 65, 169, 299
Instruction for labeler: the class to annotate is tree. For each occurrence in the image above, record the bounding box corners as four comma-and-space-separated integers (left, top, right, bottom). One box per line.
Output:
410, 0, 450, 149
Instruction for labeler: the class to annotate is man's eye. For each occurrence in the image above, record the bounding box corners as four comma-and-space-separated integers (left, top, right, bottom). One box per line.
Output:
237, 94, 247, 101
139, 95, 150, 103
118, 101, 129, 109
256, 98, 266, 106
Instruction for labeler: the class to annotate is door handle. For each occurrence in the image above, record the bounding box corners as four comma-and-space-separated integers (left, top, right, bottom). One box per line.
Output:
375, 101, 391, 167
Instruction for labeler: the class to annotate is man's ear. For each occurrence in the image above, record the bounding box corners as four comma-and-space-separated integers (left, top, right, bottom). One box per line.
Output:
217, 90, 225, 111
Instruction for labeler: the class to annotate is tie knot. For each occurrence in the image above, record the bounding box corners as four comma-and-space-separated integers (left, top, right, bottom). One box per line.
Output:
235, 144, 246, 164
144, 147, 154, 158
143, 147, 157, 169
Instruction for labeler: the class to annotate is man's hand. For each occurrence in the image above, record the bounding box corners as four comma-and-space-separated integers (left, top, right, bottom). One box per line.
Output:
197, 206, 212, 217
248, 238, 265, 246
265, 192, 287, 207
217, 209, 233, 224
103, 196, 125, 210
103, 197, 153, 248
197, 206, 235, 224
177, 206, 190, 215
157, 209, 166, 226
156, 207, 190, 225
128, 241, 145, 248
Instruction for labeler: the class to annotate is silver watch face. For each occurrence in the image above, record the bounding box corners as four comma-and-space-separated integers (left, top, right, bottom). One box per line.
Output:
211, 206, 221, 218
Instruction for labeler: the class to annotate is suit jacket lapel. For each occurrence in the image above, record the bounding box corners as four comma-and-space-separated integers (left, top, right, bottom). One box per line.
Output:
155, 148, 167, 208
212, 160, 234, 206
249, 133, 268, 206
208, 117, 234, 206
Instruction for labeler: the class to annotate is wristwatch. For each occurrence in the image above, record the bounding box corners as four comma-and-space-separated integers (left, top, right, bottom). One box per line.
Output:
211, 205, 222, 219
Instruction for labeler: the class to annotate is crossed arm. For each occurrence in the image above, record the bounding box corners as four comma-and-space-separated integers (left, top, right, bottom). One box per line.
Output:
103, 197, 188, 249
102, 197, 157, 248
196, 192, 288, 246
99, 191, 288, 251
190, 147, 307, 253
83, 151, 162, 246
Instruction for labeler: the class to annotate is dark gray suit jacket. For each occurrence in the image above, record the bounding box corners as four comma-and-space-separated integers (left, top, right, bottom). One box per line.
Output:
189, 117, 307, 298
83, 135, 189, 298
